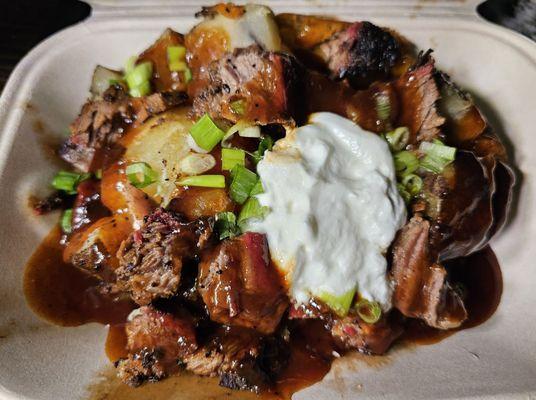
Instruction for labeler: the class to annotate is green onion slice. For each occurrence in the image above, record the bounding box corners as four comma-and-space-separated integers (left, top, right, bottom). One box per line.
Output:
394, 150, 419, 178
401, 173, 423, 197
129, 80, 152, 98
169, 60, 188, 72
419, 140, 457, 174
124, 56, 137, 75
375, 91, 391, 122
397, 183, 412, 204
252, 136, 274, 164
126, 162, 158, 188
355, 299, 382, 324
238, 197, 269, 230
95, 169, 103, 180
189, 114, 225, 152
60, 209, 73, 234
229, 165, 258, 204
183, 67, 192, 83
215, 211, 240, 240
249, 179, 264, 196
52, 171, 91, 194
318, 289, 356, 317
385, 127, 409, 152
221, 148, 245, 171
176, 174, 225, 188
167, 45, 186, 63
230, 99, 246, 115
125, 61, 153, 89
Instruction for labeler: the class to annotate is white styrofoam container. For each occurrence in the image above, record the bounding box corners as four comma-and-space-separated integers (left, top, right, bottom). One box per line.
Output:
0, 1, 535, 399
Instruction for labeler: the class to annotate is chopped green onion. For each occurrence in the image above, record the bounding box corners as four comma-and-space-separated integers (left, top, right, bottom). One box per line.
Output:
318, 289, 356, 317
169, 60, 188, 72
375, 91, 391, 122
397, 183, 412, 204
419, 140, 457, 174
394, 150, 419, 177
189, 114, 225, 152
249, 179, 264, 196
126, 162, 158, 188
183, 67, 192, 83
176, 174, 225, 188
124, 56, 137, 75
252, 136, 274, 164
401, 173, 423, 197
221, 148, 245, 171
385, 127, 409, 152
215, 212, 240, 240
230, 165, 258, 204
51, 171, 90, 194
60, 209, 73, 234
222, 121, 259, 147
238, 197, 269, 230
129, 80, 151, 97
95, 169, 103, 180
167, 45, 186, 63
355, 299, 382, 324
125, 61, 153, 89
230, 99, 246, 115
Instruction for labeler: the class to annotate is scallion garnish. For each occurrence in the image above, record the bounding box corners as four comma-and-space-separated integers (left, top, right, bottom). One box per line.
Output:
95, 169, 103, 180
126, 162, 158, 188
397, 183, 412, 204
375, 92, 391, 122
215, 212, 241, 240
183, 67, 192, 83
51, 171, 91, 194
419, 140, 457, 174
237, 197, 269, 230
249, 179, 264, 196
393, 150, 419, 177
401, 173, 423, 197
126, 62, 153, 89
230, 99, 246, 115
229, 165, 258, 204
176, 174, 226, 188
221, 148, 245, 171
252, 136, 273, 164
60, 209, 73, 234
385, 127, 409, 152
167, 45, 186, 62
355, 299, 382, 324
189, 114, 225, 152
317, 289, 356, 317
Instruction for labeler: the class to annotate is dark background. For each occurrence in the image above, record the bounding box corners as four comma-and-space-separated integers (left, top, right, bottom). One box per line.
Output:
0, 0, 533, 92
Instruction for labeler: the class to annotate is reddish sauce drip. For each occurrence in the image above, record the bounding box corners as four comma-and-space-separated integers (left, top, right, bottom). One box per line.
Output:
23, 223, 502, 399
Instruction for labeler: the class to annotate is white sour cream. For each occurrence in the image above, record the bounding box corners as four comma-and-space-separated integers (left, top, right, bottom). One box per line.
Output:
251, 112, 406, 310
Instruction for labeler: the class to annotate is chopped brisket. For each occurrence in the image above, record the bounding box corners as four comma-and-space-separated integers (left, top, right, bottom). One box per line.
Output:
31, 190, 74, 215
394, 54, 445, 143
391, 216, 467, 329
115, 209, 213, 305
184, 327, 288, 393
190, 45, 302, 125
314, 21, 400, 85
116, 305, 198, 386
198, 232, 288, 334
60, 85, 187, 172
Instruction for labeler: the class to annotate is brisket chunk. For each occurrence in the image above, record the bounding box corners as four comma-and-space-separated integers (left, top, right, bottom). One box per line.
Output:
60, 85, 187, 172
191, 45, 302, 125
115, 208, 213, 305
184, 327, 288, 393
314, 21, 399, 85
116, 305, 198, 386
391, 215, 467, 329
198, 232, 288, 334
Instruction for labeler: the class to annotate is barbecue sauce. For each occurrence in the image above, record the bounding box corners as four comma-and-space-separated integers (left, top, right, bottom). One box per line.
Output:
23, 225, 502, 399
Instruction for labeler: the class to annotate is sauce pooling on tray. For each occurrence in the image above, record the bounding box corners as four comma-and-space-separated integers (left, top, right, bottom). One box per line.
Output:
23, 2, 514, 398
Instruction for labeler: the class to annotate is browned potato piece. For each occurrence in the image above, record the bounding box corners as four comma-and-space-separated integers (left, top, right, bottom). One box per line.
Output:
168, 188, 234, 220
138, 28, 187, 92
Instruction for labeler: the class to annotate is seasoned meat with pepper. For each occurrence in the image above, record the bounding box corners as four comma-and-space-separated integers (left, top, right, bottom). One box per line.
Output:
198, 232, 288, 334
60, 85, 187, 172
184, 327, 288, 393
115, 208, 214, 305
116, 305, 198, 386
314, 21, 400, 85
391, 215, 467, 329
190, 45, 302, 125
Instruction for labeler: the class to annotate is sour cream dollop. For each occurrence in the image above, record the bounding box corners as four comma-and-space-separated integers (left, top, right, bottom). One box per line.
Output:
251, 112, 406, 310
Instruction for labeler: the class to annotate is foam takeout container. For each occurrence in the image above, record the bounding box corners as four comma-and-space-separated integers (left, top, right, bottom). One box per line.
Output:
0, 1, 535, 399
